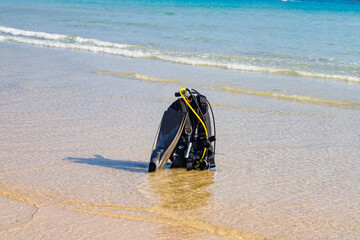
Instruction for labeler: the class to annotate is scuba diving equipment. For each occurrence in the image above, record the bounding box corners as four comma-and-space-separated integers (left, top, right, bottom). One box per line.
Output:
148, 88, 216, 172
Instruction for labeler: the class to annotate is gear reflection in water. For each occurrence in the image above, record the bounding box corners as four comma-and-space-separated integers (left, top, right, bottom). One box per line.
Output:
148, 169, 215, 210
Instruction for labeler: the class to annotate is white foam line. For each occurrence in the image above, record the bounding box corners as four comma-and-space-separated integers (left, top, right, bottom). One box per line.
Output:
1, 35, 151, 58
73, 36, 131, 48
0, 26, 67, 40
156, 55, 360, 83
0, 26, 131, 49
1, 26, 359, 83
291, 70, 360, 83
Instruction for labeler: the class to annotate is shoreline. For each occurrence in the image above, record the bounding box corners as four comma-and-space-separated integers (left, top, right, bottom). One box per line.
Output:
1, 25, 360, 84
1, 42, 359, 239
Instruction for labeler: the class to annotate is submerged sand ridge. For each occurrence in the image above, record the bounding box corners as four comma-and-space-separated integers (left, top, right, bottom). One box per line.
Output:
96, 70, 360, 108
0, 170, 259, 239
1, 43, 360, 239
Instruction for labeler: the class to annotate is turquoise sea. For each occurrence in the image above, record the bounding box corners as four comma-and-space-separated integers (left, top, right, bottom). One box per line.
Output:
1, 0, 360, 82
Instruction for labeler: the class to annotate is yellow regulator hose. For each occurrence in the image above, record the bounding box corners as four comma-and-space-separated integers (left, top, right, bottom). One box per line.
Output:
179, 88, 208, 162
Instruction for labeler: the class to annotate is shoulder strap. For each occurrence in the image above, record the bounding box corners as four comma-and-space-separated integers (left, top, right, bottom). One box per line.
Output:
179, 99, 192, 135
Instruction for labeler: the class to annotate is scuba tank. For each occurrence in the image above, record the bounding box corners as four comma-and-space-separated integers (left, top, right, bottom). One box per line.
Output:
148, 88, 216, 172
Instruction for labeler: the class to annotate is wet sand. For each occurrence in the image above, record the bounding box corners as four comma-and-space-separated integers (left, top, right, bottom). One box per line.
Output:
0, 42, 359, 239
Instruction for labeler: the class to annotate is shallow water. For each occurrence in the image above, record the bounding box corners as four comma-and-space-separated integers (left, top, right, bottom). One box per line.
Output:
1, 42, 359, 239
1, 0, 360, 238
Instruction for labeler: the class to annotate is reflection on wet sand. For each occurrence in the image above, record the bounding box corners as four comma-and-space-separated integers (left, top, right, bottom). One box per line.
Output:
148, 169, 215, 210
147, 170, 260, 239
148, 169, 217, 239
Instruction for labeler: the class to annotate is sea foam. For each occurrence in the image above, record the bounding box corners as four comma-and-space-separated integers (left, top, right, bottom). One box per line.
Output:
1, 26, 359, 83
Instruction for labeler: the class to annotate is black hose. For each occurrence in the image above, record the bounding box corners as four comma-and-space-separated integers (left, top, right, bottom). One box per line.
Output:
206, 98, 216, 154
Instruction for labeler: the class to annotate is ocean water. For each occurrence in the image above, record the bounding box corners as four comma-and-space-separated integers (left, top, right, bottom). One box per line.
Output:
1, 0, 360, 82
1, 1, 360, 239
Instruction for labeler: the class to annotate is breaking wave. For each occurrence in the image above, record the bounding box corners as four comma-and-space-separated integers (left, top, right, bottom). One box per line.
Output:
1, 26, 359, 83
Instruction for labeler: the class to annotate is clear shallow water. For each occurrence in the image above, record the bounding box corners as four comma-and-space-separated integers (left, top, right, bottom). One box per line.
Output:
1, 1, 360, 239
0, 40, 359, 239
1, 0, 360, 82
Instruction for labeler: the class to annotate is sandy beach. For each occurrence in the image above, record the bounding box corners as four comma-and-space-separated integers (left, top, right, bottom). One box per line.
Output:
1, 39, 359, 239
